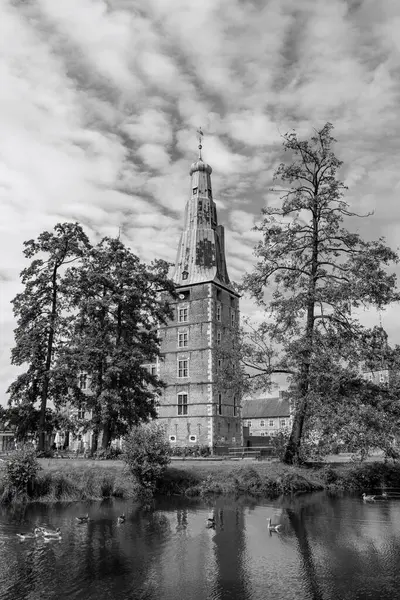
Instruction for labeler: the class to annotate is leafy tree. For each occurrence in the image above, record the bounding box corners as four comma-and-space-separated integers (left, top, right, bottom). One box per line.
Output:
62, 237, 175, 449
123, 422, 171, 495
7, 223, 90, 450
241, 123, 400, 464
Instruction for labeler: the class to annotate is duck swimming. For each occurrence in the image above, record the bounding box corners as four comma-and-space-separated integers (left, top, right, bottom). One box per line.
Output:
206, 517, 216, 529
117, 514, 126, 524
76, 513, 90, 523
41, 527, 62, 538
267, 518, 282, 533
16, 528, 41, 540
362, 493, 376, 502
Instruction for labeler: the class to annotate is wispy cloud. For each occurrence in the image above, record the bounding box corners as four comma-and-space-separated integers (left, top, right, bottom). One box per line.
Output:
1, 0, 400, 402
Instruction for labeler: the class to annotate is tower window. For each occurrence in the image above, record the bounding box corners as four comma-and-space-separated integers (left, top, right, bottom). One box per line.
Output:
177, 393, 188, 415
217, 331, 222, 345
79, 374, 87, 390
150, 365, 156, 376
216, 302, 222, 321
218, 358, 222, 368
208, 189, 212, 198
233, 395, 237, 417
231, 310, 235, 327
178, 307, 188, 322
182, 271, 188, 280
192, 187, 198, 195
218, 392, 222, 415
78, 404, 86, 419
178, 359, 188, 378
189, 434, 197, 442
178, 332, 188, 348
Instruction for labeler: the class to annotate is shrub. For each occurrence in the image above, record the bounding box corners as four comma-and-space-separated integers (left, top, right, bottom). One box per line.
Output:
3, 446, 41, 497
93, 447, 122, 461
123, 423, 171, 495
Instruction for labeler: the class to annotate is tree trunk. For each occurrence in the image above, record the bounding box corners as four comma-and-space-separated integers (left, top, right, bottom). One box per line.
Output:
283, 200, 319, 464
91, 429, 99, 453
101, 424, 112, 449
38, 264, 58, 451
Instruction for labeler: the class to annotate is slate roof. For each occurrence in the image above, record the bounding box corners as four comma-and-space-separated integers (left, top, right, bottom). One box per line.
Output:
241, 397, 290, 419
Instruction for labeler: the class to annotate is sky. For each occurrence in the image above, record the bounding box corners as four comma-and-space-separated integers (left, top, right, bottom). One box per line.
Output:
1, 0, 400, 405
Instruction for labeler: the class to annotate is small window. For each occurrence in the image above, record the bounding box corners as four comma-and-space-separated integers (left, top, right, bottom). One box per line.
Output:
280, 419, 286, 427
232, 436, 236, 443
217, 358, 222, 368
269, 420, 274, 427
231, 311, 235, 327
260, 420, 265, 427
192, 187, 198, 195
178, 360, 188, 378
78, 407, 85, 419
368, 373, 373, 381
182, 271, 188, 280
178, 393, 188, 415
169, 435, 177, 442
247, 421, 251, 427
198, 200, 202, 210
178, 307, 188, 322
233, 395, 237, 417
216, 302, 222, 321
218, 392, 222, 415
217, 331, 222, 345
189, 435, 197, 442
379, 373, 385, 382
208, 188, 212, 197
79, 374, 87, 390
178, 332, 188, 348
150, 365, 156, 376
260, 432, 265, 437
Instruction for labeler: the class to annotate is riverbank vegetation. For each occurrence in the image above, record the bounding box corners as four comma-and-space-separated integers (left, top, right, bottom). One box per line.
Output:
3, 450, 400, 505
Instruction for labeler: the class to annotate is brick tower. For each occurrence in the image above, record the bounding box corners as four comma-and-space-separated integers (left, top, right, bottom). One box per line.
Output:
157, 131, 242, 451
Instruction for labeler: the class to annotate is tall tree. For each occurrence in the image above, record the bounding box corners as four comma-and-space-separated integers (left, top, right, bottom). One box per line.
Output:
242, 123, 400, 464
62, 237, 175, 450
7, 223, 90, 450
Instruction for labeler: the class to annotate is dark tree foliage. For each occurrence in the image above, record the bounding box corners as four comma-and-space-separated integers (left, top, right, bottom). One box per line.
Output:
241, 123, 400, 464
7, 223, 90, 450
61, 237, 175, 449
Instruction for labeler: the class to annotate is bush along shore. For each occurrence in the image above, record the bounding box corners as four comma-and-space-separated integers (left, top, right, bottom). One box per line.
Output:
3, 450, 400, 505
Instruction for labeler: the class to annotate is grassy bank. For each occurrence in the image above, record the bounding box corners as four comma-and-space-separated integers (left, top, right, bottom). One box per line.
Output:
2, 458, 400, 504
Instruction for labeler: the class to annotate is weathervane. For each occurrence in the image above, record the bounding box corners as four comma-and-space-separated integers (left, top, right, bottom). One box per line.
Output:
197, 127, 203, 159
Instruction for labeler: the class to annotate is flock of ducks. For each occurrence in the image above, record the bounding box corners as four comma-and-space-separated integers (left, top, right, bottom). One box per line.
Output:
19, 492, 392, 540
206, 515, 282, 533
16, 512, 126, 541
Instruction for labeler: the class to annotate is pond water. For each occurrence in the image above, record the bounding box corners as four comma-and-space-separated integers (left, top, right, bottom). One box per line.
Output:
1, 492, 400, 600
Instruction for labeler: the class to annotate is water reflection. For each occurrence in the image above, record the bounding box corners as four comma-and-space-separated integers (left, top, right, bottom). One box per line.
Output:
1, 493, 400, 599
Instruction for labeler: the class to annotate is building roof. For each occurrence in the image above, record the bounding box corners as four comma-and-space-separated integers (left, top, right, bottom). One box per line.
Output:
241, 397, 290, 419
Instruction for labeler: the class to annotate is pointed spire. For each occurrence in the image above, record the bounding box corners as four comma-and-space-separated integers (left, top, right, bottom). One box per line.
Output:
197, 127, 203, 160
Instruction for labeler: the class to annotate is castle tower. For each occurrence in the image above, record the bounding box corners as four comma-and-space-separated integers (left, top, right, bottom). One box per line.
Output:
157, 130, 242, 450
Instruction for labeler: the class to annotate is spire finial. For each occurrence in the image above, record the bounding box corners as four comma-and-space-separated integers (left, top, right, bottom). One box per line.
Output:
197, 127, 203, 159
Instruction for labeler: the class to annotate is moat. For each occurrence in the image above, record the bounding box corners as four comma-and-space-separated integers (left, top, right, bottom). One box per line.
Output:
1, 492, 400, 600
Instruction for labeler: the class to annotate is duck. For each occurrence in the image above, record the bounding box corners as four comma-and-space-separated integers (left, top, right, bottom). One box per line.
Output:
42, 527, 62, 538
16, 528, 41, 540
362, 493, 376, 502
117, 514, 126, 524
267, 518, 282, 533
76, 513, 90, 523
206, 517, 216, 529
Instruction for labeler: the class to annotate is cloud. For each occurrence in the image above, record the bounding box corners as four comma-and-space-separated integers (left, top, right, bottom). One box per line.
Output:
1, 0, 400, 404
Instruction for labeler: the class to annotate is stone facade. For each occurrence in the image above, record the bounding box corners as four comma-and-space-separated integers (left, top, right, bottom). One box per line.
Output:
155, 140, 242, 450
